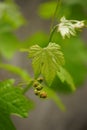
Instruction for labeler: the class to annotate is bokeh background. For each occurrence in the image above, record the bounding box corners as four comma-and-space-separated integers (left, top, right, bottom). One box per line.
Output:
1, 0, 87, 130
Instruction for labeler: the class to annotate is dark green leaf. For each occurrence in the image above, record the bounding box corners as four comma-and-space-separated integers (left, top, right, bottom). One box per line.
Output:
50, 66, 76, 94
50, 75, 75, 94
0, 111, 16, 130
57, 67, 76, 91
0, 80, 34, 117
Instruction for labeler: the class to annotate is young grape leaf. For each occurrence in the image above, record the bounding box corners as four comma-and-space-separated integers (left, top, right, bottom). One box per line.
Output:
29, 42, 65, 85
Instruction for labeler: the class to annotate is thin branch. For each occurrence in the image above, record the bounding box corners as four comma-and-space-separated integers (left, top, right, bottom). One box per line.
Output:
22, 79, 33, 94
49, 0, 62, 42
49, 25, 57, 42
50, 0, 62, 31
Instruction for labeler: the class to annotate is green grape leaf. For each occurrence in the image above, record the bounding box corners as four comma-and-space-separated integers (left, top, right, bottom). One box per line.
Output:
57, 67, 76, 91
0, 32, 21, 59
0, 2, 25, 32
0, 79, 34, 118
43, 86, 65, 111
0, 111, 16, 130
0, 64, 31, 82
29, 43, 65, 85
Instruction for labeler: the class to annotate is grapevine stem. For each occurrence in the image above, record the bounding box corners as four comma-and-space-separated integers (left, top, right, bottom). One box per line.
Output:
49, 25, 57, 42
49, 0, 62, 42
22, 79, 33, 94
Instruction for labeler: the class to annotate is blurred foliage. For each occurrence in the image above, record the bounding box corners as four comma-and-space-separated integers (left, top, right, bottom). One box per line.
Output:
37, 0, 87, 20
0, 0, 87, 129
0, 32, 21, 59
0, 2, 25, 32
38, 2, 57, 19
0, 0, 34, 129
0, 63, 31, 82
23, 32, 48, 48
0, 1, 25, 59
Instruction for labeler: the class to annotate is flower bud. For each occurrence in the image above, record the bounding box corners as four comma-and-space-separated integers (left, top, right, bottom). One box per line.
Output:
34, 89, 40, 96
40, 91, 47, 98
33, 81, 39, 88
37, 77, 44, 83
36, 85, 43, 90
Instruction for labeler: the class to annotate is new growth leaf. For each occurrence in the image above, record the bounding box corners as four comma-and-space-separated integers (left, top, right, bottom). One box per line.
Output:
28, 42, 65, 85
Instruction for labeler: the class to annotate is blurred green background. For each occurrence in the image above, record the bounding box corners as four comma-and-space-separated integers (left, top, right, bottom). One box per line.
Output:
0, 0, 87, 130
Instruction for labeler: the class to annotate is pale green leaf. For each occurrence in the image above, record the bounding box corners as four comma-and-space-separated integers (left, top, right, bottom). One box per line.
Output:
29, 42, 65, 85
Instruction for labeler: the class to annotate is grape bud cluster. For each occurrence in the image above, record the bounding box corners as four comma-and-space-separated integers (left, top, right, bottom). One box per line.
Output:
33, 77, 47, 98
